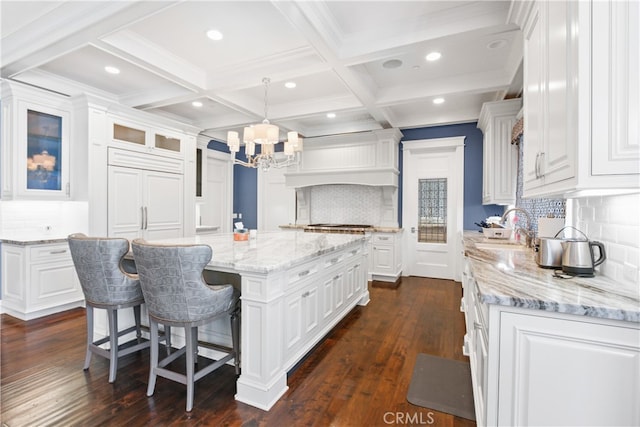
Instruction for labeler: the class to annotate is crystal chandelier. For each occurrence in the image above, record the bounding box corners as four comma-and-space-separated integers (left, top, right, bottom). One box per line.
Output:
226, 77, 302, 170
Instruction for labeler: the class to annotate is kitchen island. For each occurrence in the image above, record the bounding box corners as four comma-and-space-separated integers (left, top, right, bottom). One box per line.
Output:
144, 231, 370, 410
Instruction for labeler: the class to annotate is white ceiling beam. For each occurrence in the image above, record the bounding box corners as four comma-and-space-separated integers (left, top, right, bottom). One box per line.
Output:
1, 1, 179, 77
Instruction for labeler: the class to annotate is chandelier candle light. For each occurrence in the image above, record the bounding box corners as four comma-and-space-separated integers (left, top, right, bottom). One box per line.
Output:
226, 77, 303, 170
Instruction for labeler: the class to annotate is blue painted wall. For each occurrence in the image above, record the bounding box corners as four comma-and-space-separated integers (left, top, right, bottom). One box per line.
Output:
209, 122, 502, 231
401, 123, 502, 230
208, 140, 259, 230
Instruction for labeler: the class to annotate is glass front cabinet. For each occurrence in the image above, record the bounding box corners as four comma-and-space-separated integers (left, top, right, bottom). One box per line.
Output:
1, 81, 71, 199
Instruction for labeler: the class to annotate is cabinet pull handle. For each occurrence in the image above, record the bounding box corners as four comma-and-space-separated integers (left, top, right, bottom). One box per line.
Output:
330, 257, 339, 264
538, 152, 545, 177
473, 321, 484, 330
333, 275, 341, 280
50, 249, 67, 254
144, 207, 148, 230
141, 207, 145, 230
301, 291, 310, 298
378, 237, 389, 241
534, 153, 540, 178
298, 270, 310, 277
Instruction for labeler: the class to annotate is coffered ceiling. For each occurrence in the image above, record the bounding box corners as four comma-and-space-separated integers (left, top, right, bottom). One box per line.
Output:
1, 1, 523, 142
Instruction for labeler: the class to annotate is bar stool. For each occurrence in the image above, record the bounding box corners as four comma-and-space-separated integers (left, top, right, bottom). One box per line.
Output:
131, 238, 240, 412
68, 233, 151, 383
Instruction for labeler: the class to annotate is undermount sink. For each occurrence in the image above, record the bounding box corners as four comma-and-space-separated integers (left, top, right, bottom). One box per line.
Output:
475, 241, 529, 251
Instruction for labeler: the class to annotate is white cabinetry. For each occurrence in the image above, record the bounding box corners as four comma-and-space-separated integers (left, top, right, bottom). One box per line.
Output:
462, 254, 640, 426
477, 99, 521, 205
195, 138, 232, 233
520, 0, 639, 198
1, 242, 84, 320
109, 117, 184, 159
258, 155, 296, 231
281, 244, 367, 369
498, 311, 640, 426
1, 81, 71, 200
370, 232, 402, 282
108, 148, 184, 241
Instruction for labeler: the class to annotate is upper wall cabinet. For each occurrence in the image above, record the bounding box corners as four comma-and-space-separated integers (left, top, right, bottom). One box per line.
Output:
520, 0, 639, 198
109, 116, 185, 159
478, 99, 522, 205
1, 81, 71, 200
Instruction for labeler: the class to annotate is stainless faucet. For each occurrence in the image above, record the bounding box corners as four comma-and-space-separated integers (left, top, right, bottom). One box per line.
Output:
500, 207, 534, 247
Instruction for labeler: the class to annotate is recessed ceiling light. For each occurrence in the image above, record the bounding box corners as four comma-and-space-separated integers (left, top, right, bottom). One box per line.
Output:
327, 112, 336, 119
487, 39, 507, 50
284, 81, 296, 89
206, 29, 223, 41
192, 101, 203, 108
104, 66, 120, 74
425, 52, 442, 62
433, 97, 445, 105
382, 59, 403, 69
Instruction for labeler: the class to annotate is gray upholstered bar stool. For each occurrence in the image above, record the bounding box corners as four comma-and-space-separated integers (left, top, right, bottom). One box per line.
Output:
68, 233, 151, 383
131, 238, 240, 412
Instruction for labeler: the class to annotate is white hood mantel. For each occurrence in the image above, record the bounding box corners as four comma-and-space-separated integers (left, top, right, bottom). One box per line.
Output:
285, 167, 398, 188
284, 129, 402, 189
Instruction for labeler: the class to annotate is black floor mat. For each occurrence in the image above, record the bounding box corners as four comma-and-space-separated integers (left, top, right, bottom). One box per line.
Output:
406, 353, 476, 421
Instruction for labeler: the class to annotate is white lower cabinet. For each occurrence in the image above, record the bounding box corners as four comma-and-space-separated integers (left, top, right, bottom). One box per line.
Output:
369, 232, 402, 282
282, 246, 366, 368
497, 311, 640, 426
1, 242, 84, 320
463, 256, 640, 426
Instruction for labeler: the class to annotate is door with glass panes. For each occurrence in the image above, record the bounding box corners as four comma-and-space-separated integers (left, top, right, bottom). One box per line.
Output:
403, 137, 464, 279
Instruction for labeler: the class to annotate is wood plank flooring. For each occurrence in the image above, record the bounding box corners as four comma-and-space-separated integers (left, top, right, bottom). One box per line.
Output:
1, 277, 476, 427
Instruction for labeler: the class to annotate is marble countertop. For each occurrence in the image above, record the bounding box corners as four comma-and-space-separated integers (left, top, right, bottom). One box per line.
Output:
0, 231, 69, 245
280, 224, 403, 233
142, 231, 365, 274
463, 231, 639, 323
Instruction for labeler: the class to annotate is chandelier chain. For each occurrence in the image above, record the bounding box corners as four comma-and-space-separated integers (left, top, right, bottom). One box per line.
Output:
262, 77, 270, 123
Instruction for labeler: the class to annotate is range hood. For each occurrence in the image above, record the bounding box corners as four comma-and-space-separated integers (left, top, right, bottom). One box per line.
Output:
285, 167, 398, 188
284, 129, 402, 188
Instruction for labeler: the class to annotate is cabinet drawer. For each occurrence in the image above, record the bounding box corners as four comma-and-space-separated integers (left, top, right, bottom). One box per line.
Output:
286, 259, 320, 288
373, 234, 394, 244
29, 243, 71, 263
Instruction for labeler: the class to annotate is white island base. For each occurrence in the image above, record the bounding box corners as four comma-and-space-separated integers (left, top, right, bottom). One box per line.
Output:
137, 232, 370, 410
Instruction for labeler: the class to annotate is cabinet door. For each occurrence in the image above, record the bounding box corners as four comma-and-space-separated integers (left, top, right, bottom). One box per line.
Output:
523, 1, 577, 194
591, 0, 640, 176
257, 157, 296, 231
200, 154, 232, 232
523, 1, 545, 191
108, 166, 144, 240
283, 281, 320, 359
30, 260, 82, 310
18, 101, 70, 199
498, 312, 640, 426
144, 170, 183, 240
541, 0, 576, 185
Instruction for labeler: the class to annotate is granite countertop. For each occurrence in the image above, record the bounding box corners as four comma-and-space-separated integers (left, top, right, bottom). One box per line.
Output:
463, 231, 639, 323
143, 231, 366, 274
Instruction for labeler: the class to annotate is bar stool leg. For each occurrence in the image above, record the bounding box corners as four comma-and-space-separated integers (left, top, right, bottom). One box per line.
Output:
133, 305, 142, 343
147, 319, 159, 397
107, 308, 119, 383
185, 325, 196, 412
84, 305, 94, 370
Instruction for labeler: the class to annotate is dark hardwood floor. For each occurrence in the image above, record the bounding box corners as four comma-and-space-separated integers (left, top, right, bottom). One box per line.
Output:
1, 277, 476, 427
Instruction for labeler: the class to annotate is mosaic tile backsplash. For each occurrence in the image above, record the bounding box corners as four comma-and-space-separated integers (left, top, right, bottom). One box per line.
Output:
514, 136, 566, 232
310, 184, 383, 225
